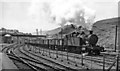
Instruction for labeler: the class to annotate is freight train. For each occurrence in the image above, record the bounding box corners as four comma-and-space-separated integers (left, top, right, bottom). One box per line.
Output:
25, 31, 105, 55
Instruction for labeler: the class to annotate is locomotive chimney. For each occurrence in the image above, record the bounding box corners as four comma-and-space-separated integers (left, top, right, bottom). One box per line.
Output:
89, 30, 93, 34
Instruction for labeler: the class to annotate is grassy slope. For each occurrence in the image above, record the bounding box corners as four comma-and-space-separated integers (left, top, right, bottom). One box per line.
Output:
92, 17, 119, 49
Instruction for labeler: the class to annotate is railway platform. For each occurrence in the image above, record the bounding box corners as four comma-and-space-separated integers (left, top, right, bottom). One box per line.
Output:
0, 52, 17, 71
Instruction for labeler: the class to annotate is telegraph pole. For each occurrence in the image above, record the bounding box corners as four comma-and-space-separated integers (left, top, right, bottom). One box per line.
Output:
36, 29, 38, 35
115, 25, 117, 52
116, 17, 119, 71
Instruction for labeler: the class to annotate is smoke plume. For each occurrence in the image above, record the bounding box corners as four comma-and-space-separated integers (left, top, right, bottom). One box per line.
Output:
29, 0, 96, 30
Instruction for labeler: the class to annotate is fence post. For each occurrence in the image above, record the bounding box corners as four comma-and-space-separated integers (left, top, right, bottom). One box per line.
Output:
103, 54, 105, 71
81, 53, 84, 65
91, 55, 92, 69
116, 54, 119, 71
61, 39, 63, 62
67, 37, 69, 61
56, 39, 58, 58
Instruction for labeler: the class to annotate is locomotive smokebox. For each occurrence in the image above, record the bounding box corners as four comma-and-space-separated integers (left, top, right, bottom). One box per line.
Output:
87, 30, 98, 46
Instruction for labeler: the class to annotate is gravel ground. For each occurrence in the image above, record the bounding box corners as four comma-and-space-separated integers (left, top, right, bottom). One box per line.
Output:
11, 58, 34, 71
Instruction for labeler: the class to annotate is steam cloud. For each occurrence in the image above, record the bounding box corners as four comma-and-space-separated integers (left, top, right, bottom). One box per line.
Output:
29, 0, 96, 30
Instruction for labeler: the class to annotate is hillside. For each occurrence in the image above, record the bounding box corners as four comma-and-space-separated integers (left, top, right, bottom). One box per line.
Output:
92, 17, 119, 49
43, 27, 61, 35
43, 25, 77, 35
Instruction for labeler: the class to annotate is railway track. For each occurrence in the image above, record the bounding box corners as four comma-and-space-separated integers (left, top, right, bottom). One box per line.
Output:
18, 45, 80, 71
2, 43, 49, 71
6, 53, 36, 71
25, 45, 117, 69
15, 47, 67, 71
2, 43, 78, 71
23, 45, 102, 69
1, 43, 17, 53
2, 43, 118, 70
1, 44, 36, 70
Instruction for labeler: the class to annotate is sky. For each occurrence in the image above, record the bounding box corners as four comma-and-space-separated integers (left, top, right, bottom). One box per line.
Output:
0, 0, 119, 33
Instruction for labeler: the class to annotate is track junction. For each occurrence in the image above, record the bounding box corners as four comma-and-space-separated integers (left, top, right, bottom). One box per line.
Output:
1, 42, 120, 71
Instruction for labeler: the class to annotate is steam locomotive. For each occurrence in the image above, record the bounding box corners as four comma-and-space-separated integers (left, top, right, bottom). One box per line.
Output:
26, 31, 104, 55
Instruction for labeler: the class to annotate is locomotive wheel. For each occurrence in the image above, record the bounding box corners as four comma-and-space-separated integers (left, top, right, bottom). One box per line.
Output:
88, 50, 93, 55
94, 51, 100, 55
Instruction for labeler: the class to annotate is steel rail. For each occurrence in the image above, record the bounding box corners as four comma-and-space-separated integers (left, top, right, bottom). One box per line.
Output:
16, 45, 68, 71
4, 44, 46, 71
21, 45, 78, 71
